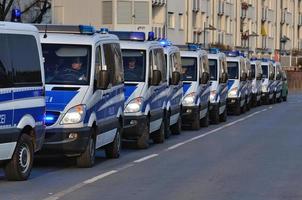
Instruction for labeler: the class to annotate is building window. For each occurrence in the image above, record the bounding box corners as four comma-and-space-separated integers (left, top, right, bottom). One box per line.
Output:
117, 1, 132, 24
102, 1, 113, 24
168, 12, 175, 29
179, 13, 184, 30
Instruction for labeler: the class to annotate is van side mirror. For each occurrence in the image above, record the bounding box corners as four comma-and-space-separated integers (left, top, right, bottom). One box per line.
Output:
241, 73, 247, 81
200, 72, 209, 84
151, 70, 162, 86
171, 71, 181, 85
256, 73, 262, 80
269, 73, 274, 80
220, 72, 228, 83
97, 70, 110, 90
276, 74, 282, 80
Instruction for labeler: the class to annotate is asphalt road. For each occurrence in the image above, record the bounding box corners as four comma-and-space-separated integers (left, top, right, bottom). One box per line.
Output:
1, 94, 302, 200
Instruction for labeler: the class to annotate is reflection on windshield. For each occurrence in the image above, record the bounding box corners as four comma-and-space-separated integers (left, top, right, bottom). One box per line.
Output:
181, 57, 197, 81
42, 44, 91, 85
209, 59, 218, 81
122, 50, 146, 82
262, 65, 268, 78
227, 62, 239, 79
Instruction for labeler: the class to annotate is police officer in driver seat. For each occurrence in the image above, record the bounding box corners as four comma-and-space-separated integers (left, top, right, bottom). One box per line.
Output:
61, 57, 87, 81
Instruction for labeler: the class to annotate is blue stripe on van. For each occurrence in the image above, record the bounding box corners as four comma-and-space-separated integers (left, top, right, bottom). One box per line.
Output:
46, 90, 78, 112
14, 89, 43, 100
0, 92, 13, 103
124, 84, 137, 101
227, 80, 235, 90
183, 83, 191, 94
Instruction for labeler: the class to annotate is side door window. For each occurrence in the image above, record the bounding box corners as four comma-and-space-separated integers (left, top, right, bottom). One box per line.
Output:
94, 45, 102, 87
173, 52, 182, 73
0, 34, 13, 88
153, 48, 167, 83
168, 54, 173, 83
9, 34, 42, 87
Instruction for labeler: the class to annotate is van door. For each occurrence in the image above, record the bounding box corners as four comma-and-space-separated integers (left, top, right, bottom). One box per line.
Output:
0, 34, 13, 131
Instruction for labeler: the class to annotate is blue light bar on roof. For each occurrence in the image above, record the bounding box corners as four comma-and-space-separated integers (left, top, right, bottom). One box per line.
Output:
109, 31, 145, 41
79, 25, 95, 35
209, 48, 220, 54
250, 57, 258, 61
99, 28, 109, 34
225, 50, 241, 57
11, 8, 22, 22
148, 32, 155, 41
187, 44, 201, 51
159, 39, 172, 47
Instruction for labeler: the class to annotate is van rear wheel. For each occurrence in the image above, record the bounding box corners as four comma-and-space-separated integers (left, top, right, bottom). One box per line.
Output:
234, 100, 241, 115
210, 105, 220, 124
219, 106, 227, 122
4, 134, 34, 181
76, 131, 96, 168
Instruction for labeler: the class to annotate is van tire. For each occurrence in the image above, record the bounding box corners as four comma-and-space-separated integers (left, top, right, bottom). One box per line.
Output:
219, 106, 227, 122
153, 120, 165, 144
191, 109, 200, 130
164, 112, 171, 139
171, 115, 182, 135
283, 96, 287, 102
136, 120, 150, 149
200, 109, 209, 127
105, 127, 121, 159
210, 105, 220, 124
4, 134, 34, 181
234, 101, 241, 115
76, 132, 96, 168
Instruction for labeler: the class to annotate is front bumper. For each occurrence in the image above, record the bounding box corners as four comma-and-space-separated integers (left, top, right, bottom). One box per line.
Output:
123, 115, 148, 140
41, 127, 91, 155
181, 106, 199, 125
227, 97, 240, 110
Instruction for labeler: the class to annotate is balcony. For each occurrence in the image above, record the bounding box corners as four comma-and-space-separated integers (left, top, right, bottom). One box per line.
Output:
224, 1, 233, 18
152, 25, 164, 39
281, 10, 293, 25
247, 6, 256, 22
267, 9, 275, 22
225, 33, 233, 47
152, 0, 166, 6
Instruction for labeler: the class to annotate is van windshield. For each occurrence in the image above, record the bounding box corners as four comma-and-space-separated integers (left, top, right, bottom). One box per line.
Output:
251, 64, 256, 78
262, 65, 268, 78
227, 62, 239, 79
209, 59, 218, 81
42, 44, 91, 85
181, 57, 197, 81
122, 49, 146, 82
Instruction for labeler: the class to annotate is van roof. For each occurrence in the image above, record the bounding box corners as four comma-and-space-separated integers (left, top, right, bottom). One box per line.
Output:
163, 45, 180, 55
226, 56, 243, 62
208, 53, 225, 60
120, 40, 162, 50
0, 22, 38, 32
40, 32, 119, 45
180, 49, 207, 57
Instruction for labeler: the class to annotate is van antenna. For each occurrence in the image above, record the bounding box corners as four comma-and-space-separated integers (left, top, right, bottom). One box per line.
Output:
43, 24, 48, 38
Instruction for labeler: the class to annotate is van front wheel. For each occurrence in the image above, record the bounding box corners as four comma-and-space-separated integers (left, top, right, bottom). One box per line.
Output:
4, 134, 34, 181
105, 127, 121, 159
77, 131, 96, 168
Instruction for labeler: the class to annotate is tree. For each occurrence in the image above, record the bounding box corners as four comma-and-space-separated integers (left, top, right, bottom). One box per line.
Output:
0, 0, 51, 23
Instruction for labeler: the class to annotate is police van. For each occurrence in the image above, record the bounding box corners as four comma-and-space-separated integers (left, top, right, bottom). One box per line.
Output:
250, 59, 263, 106
111, 31, 168, 149
208, 49, 228, 124
36, 25, 124, 167
273, 61, 283, 103
160, 40, 183, 136
226, 51, 248, 115
180, 45, 210, 130
0, 22, 45, 180
244, 58, 253, 111
261, 59, 275, 104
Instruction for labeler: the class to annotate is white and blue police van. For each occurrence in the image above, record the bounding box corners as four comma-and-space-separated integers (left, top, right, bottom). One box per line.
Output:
160, 39, 183, 136
208, 49, 228, 124
0, 22, 45, 181
36, 25, 124, 167
273, 61, 283, 103
226, 51, 248, 115
250, 59, 263, 106
244, 58, 253, 111
180, 45, 210, 130
260, 59, 275, 104
111, 31, 168, 149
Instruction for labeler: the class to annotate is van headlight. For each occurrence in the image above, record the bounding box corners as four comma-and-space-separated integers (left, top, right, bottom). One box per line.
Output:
262, 85, 268, 93
61, 105, 86, 125
228, 87, 238, 97
182, 92, 196, 106
210, 90, 217, 102
125, 97, 143, 113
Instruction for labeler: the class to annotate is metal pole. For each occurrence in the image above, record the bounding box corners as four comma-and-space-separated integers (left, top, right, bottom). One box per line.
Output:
248, 36, 250, 58
204, 21, 206, 48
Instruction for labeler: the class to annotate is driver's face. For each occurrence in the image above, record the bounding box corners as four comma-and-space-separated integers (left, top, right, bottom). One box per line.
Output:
72, 62, 82, 70
128, 60, 136, 69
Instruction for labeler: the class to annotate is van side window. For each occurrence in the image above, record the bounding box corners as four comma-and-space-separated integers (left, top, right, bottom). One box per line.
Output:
149, 51, 153, 83
153, 48, 167, 82
172, 52, 182, 73
9, 34, 42, 86
168, 54, 173, 80
103, 43, 124, 86
0, 34, 13, 88
94, 46, 102, 83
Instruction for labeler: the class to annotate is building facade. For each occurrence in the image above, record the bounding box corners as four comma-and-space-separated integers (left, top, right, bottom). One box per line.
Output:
51, 0, 302, 57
